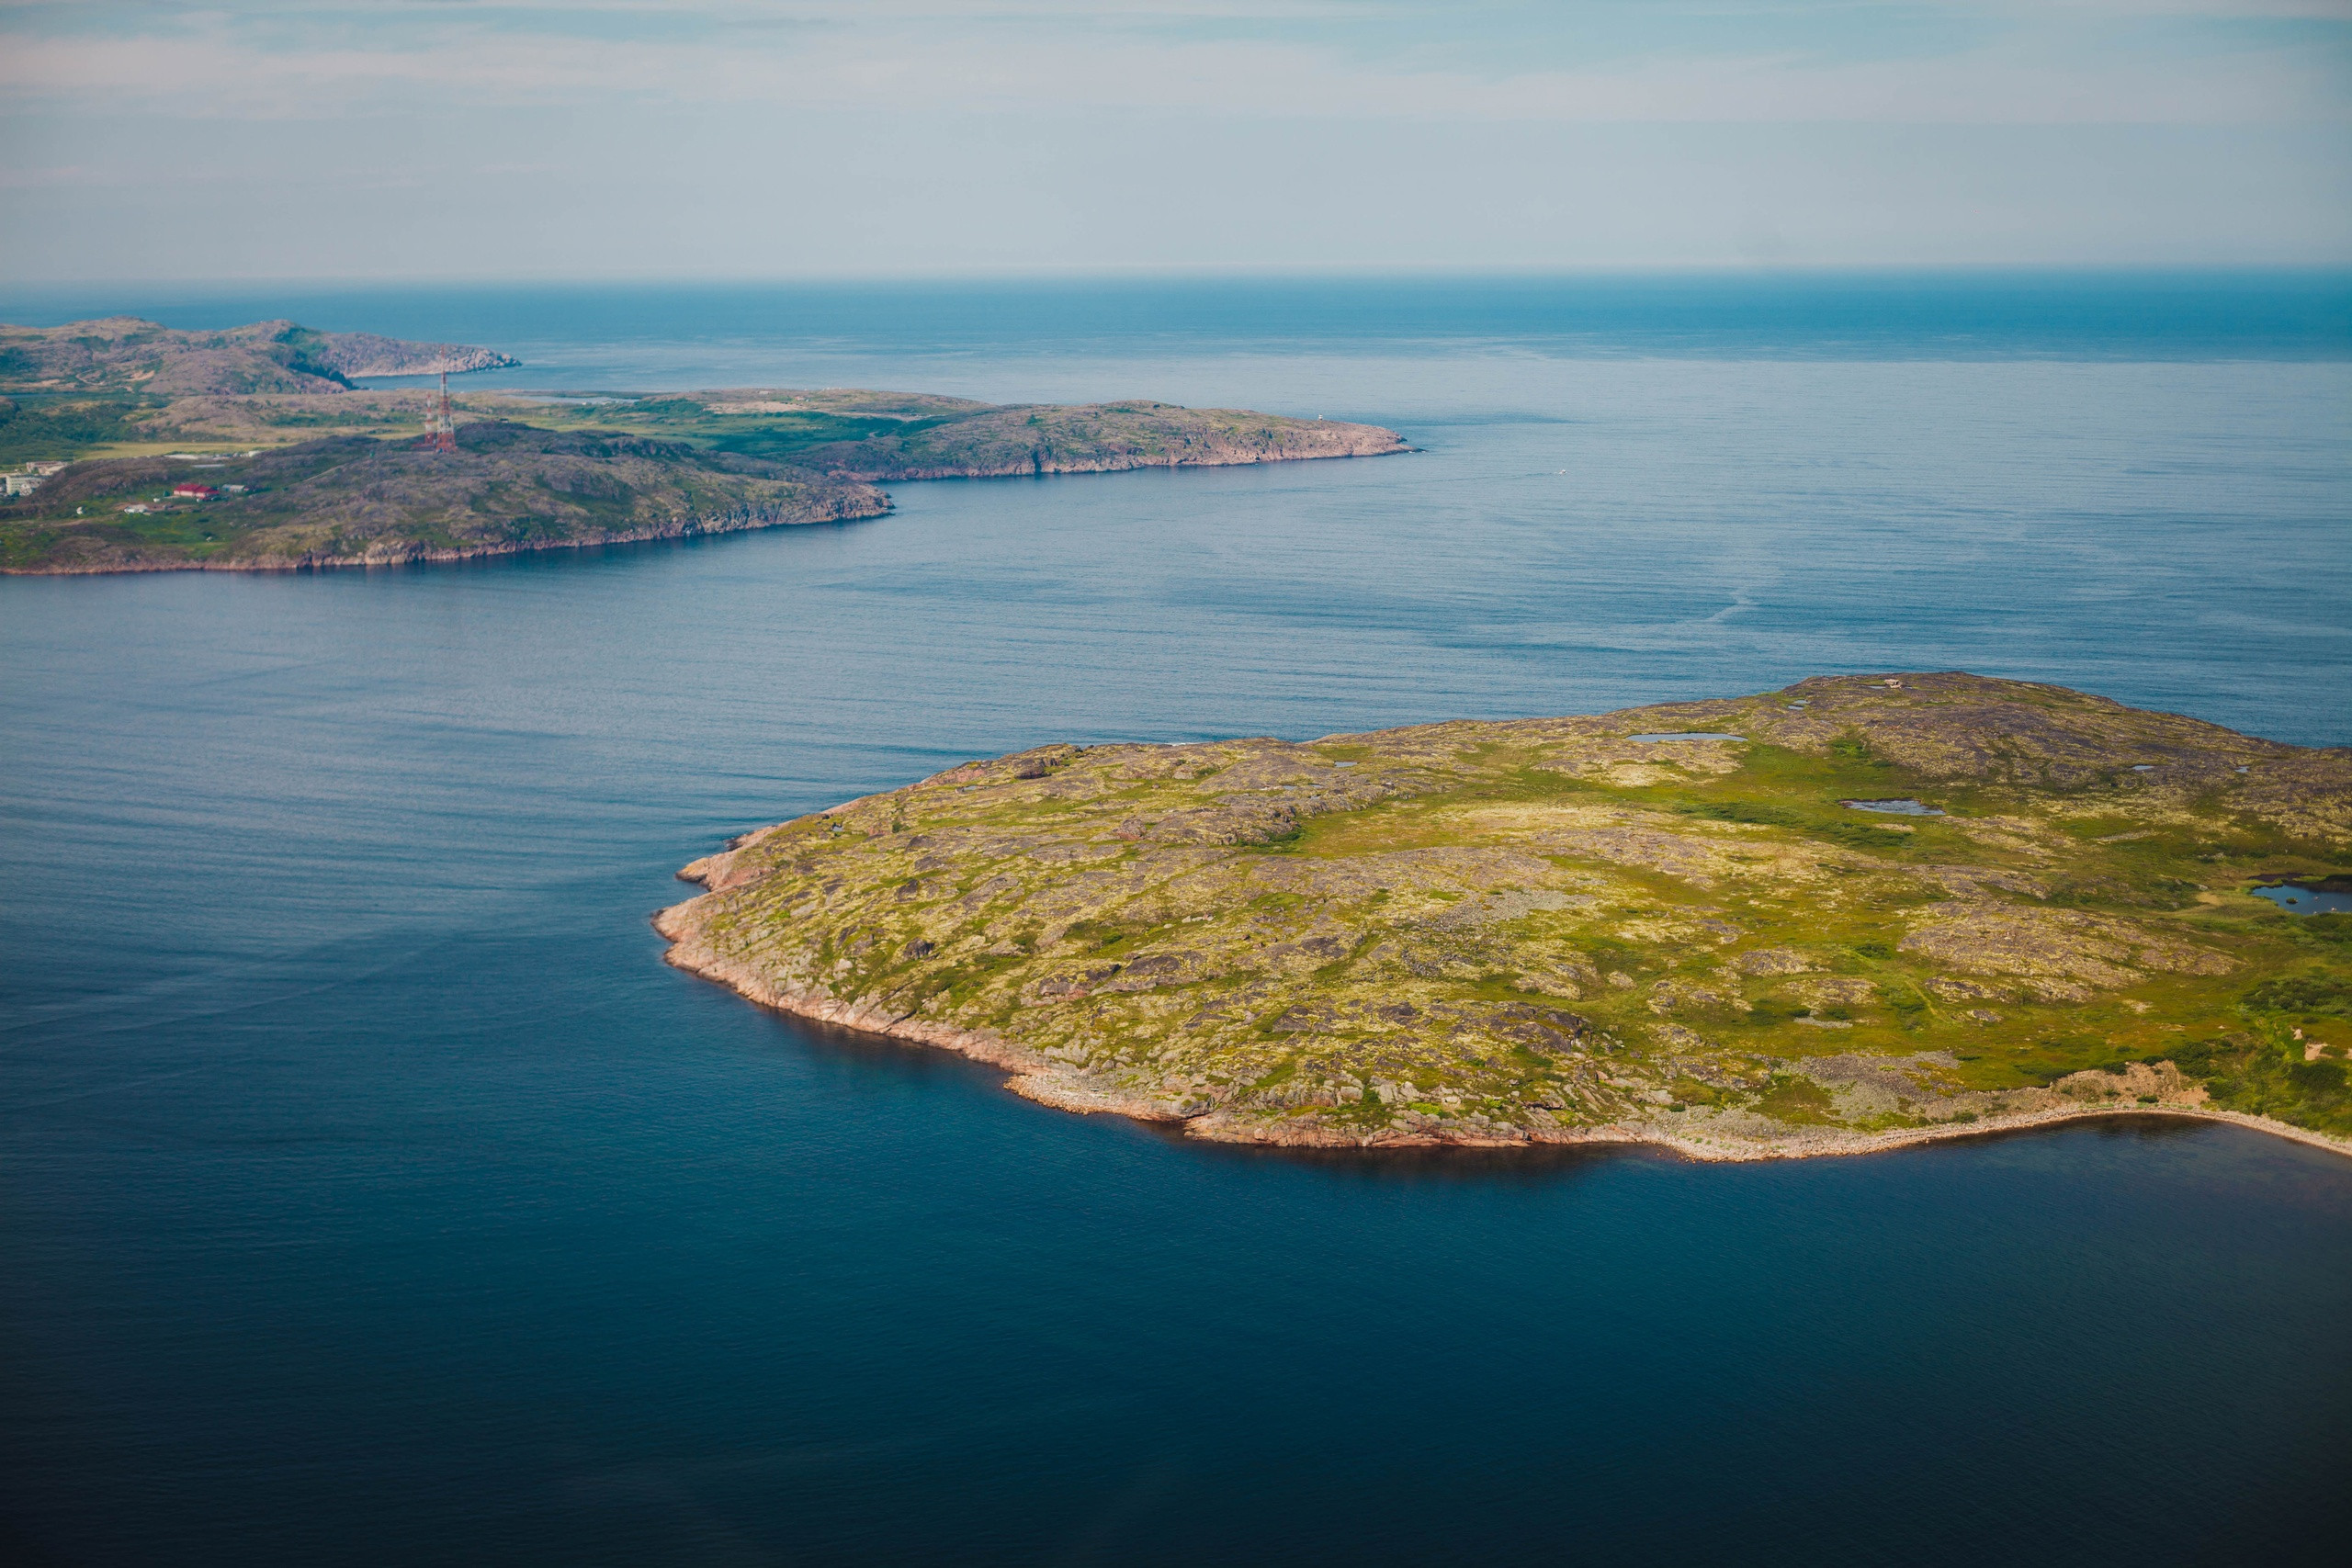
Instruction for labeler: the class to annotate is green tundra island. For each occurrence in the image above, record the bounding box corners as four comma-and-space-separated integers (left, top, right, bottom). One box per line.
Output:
658, 675, 2352, 1160
0, 316, 1405, 573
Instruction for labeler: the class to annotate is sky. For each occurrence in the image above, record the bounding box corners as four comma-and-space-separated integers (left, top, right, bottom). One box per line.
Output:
0, 0, 2347, 280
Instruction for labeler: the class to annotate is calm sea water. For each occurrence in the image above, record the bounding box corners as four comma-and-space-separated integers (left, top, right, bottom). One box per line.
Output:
4, 276, 2350, 1564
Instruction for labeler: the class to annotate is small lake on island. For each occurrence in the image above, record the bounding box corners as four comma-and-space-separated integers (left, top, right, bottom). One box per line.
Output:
4, 277, 2349, 1565
2255, 882, 2352, 917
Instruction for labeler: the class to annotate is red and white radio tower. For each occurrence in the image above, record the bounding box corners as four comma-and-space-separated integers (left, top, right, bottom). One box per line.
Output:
422, 369, 455, 452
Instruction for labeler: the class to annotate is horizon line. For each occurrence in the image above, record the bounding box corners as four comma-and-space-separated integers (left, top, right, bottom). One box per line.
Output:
5, 262, 2351, 294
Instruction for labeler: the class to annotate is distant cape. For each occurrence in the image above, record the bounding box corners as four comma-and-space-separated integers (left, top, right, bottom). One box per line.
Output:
0, 317, 518, 396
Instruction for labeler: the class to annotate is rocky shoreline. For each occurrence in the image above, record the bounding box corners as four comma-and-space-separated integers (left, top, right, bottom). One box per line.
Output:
11, 492, 890, 574
655, 872, 2352, 1166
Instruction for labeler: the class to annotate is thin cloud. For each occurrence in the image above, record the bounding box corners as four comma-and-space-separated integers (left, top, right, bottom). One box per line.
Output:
2, 6, 2339, 124
3, 0, 2344, 276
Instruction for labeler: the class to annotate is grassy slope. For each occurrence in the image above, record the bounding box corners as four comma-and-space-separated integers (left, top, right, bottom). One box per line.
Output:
502, 394, 978, 467
0, 396, 165, 466
448, 391, 1405, 477
4, 389, 465, 463
662, 674, 2352, 1151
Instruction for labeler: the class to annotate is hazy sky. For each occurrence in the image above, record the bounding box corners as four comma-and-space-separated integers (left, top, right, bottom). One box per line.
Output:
3, 1, 2347, 280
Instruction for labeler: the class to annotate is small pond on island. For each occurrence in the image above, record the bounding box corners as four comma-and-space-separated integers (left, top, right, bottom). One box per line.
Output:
2254, 880, 2352, 916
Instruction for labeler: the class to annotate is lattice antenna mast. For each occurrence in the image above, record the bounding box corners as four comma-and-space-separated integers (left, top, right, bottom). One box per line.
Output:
433, 369, 455, 453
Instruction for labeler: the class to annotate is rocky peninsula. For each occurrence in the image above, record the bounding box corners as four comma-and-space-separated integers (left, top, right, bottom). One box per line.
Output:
0, 319, 1408, 573
659, 674, 2352, 1161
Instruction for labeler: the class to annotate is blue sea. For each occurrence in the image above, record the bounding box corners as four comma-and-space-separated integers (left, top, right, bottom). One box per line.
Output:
4, 275, 2349, 1564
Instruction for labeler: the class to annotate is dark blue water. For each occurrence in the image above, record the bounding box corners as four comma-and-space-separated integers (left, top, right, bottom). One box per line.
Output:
6, 278, 2351, 1564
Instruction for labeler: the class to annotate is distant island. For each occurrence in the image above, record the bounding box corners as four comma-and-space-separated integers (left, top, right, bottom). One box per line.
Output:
0, 317, 1406, 573
657, 674, 2352, 1160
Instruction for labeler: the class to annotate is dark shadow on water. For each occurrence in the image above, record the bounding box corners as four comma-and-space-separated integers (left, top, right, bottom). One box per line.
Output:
2039, 1111, 2217, 1145
746, 994, 2328, 1190
749, 1001, 1658, 1184
1146, 1126, 1666, 1187
242, 510, 899, 581
752, 1005, 1027, 1093
1892, 1110, 2225, 1157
